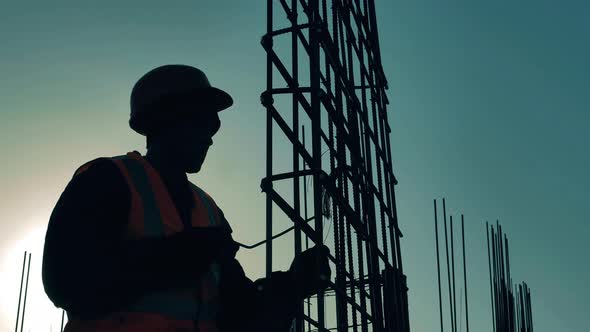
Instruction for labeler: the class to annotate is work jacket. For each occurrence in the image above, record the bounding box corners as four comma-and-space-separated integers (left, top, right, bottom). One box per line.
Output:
42, 151, 297, 332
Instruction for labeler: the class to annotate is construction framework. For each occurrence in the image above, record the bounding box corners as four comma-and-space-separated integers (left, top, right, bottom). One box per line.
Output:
260, 0, 408, 331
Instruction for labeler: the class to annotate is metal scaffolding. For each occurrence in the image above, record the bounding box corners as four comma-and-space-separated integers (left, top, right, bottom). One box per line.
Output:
260, 0, 407, 331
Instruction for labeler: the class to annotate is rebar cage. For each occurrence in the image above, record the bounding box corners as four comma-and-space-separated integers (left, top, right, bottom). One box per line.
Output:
260, 1, 408, 331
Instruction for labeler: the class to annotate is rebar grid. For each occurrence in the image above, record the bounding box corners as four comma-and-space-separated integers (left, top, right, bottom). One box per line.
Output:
261, 1, 407, 331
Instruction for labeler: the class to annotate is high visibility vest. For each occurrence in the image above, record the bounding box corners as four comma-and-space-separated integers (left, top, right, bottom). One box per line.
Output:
64, 151, 230, 332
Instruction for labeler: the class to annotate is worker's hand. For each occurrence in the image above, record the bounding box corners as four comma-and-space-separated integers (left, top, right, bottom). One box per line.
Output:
288, 245, 332, 300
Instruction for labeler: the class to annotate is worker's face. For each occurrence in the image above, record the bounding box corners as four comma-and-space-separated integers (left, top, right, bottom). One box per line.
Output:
153, 112, 220, 173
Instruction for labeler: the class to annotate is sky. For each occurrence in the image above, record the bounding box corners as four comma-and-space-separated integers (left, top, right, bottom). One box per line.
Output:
0, 0, 588, 331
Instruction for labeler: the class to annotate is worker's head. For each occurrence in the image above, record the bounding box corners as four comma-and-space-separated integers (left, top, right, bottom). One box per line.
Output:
145, 94, 222, 173
129, 65, 233, 173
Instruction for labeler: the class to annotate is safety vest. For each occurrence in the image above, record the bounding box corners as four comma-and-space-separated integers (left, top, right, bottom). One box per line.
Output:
64, 151, 230, 332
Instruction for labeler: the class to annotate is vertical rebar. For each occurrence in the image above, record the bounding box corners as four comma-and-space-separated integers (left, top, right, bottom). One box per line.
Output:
14, 251, 26, 332
291, 0, 303, 330
20, 253, 31, 332
461, 215, 469, 332
496, 221, 504, 332
265, 0, 273, 282
518, 285, 526, 332
486, 222, 534, 332
60, 310, 65, 332
514, 285, 523, 332
434, 200, 444, 332
302, 126, 311, 332
263, 1, 400, 331
492, 228, 499, 331
443, 199, 455, 332
487, 223, 496, 332
309, 0, 326, 329
505, 236, 512, 332
527, 285, 533, 332
450, 216, 457, 332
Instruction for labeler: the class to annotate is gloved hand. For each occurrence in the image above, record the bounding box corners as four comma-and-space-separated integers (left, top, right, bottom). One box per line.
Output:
288, 245, 332, 300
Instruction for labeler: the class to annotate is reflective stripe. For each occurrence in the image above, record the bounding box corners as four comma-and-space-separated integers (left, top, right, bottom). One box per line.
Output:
196, 301, 219, 321
68, 152, 223, 329
121, 157, 164, 237
74, 161, 95, 176
65, 312, 195, 332
128, 152, 184, 235
191, 184, 217, 226
210, 262, 221, 284
197, 321, 218, 332
191, 190, 211, 227
111, 157, 144, 237
115, 152, 220, 325
126, 291, 200, 320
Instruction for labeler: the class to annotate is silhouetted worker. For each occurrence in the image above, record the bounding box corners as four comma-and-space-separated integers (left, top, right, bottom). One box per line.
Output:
42, 64, 331, 332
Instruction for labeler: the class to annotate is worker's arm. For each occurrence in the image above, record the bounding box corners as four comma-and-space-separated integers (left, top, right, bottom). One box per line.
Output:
217, 258, 299, 332
215, 208, 331, 332
42, 158, 226, 319
213, 207, 297, 331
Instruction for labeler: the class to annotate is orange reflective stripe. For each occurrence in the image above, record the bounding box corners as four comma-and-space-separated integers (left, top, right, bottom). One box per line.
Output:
197, 321, 218, 332
73, 158, 105, 177
74, 151, 223, 329
127, 152, 183, 236
112, 159, 144, 238
190, 184, 221, 227
64, 312, 195, 332
200, 273, 219, 301
204, 191, 222, 226
74, 161, 95, 176
191, 190, 211, 227
197, 188, 221, 225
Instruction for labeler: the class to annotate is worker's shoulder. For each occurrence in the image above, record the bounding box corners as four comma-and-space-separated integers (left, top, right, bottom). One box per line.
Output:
189, 182, 233, 232
188, 182, 227, 214
56, 155, 131, 216
73, 154, 126, 178
69, 154, 132, 192
187, 182, 219, 205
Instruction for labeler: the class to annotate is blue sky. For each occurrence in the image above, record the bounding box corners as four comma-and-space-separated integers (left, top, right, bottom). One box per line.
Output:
0, 1, 588, 331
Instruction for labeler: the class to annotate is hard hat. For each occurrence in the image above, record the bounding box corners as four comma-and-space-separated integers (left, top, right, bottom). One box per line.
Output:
129, 64, 233, 136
